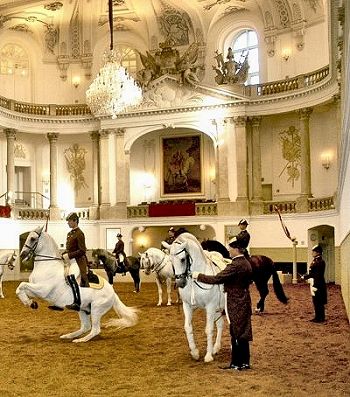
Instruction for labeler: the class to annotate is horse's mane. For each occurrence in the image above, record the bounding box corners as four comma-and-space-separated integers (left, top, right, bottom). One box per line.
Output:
41, 231, 60, 257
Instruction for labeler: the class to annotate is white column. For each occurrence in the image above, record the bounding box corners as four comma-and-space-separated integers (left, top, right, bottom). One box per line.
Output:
47, 133, 59, 208
251, 116, 262, 201
90, 131, 100, 207
233, 116, 248, 201
299, 108, 313, 198
4, 128, 16, 205
214, 118, 230, 202
99, 129, 111, 207
115, 128, 127, 204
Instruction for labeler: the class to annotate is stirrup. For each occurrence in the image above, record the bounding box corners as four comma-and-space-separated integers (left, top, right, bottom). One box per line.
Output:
65, 303, 80, 311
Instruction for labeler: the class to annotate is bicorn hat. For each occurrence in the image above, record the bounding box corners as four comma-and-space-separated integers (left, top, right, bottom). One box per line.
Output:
117, 233, 123, 237
238, 219, 248, 226
66, 212, 79, 222
228, 236, 241, 248
312, 244, 322, 254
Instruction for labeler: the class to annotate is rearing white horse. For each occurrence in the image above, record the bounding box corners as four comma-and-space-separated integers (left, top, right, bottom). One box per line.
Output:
16, 226, 138, 343
139, 248, 175, 306
169, 232, 225, 363
0, 251, 16, 298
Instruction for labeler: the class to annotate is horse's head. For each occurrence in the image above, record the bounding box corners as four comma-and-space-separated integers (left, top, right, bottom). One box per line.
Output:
139, 251, 152, 275
20, 226, 45, 261
0, 251, 17, 270
169, 238, 191, 288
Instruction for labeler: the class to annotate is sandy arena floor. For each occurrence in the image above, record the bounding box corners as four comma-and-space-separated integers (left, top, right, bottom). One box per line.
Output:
0, 280, 349, 397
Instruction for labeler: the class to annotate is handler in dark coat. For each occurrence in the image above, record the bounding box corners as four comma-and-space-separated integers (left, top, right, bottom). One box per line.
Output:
302, 244, 327, 323
236, 219, 250, 258
192, 236, 253, 370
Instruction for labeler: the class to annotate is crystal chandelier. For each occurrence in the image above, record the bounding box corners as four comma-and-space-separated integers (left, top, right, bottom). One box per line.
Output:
86, 0, 142, 118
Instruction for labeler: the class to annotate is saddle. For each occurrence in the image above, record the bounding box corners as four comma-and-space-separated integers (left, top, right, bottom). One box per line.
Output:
204, 250, 231, 271
87, 270, 105, 290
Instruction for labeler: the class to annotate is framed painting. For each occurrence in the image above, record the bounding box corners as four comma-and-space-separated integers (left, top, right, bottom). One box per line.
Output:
161, 134, 202, 196
106, 228, 121, 250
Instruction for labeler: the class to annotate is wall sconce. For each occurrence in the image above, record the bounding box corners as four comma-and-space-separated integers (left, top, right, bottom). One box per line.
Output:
321, 153, 331, 170
281, 48, 291, 61
138, 226, 145, 232
72, 76, 80, 88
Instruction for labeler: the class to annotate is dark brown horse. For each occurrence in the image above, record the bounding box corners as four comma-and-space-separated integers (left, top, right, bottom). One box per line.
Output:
201, 239, 288, 313
91, 249, 141, 293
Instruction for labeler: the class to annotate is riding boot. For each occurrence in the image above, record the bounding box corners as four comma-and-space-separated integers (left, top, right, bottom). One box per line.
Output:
80, 272, 90, 288
240, 340, 251, 369
65, 275, 81, 311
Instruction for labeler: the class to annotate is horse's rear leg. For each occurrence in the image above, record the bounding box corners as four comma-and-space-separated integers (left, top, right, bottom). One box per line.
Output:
155, 277, 163, 306
73, 310, 103, 343
213, 314, 224, 356
183, 303, 199, 360
255, 282, 269, 313
130, 269, 140, 293
166, 278, 172, 306
60, 312, 91, 340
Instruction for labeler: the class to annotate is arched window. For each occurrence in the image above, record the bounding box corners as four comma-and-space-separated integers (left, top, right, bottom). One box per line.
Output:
0, 44, 29, 76
232, 29, 259, 85
116, 45, 138, 77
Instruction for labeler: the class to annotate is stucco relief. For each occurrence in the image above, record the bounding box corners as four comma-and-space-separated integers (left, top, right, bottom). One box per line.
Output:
278, 126, 301, 187
64, 144, 88, 192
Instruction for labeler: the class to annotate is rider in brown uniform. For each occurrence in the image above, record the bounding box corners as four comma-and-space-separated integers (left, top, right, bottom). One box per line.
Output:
63, 212, 89, 311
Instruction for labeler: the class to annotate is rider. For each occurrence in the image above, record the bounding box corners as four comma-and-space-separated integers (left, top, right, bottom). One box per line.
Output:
113, 233, 127, 275
236, 219, 250, 258
62, 212, 90, 311
161, 227, 176, 251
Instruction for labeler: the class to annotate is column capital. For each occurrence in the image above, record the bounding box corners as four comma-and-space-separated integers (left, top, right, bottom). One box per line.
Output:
233, 116, 247, 127
99, 129, 112, 139
250, 116, 262, 127
298, 107, 313, 120
115, 128, 126, 137
90, 131, 100, 141
47, 132, 59, 142
4, 128, 17, 139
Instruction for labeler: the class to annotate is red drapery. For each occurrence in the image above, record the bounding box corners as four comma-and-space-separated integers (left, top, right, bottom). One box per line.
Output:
149, 202, 195, 217
0, 205, 11, 218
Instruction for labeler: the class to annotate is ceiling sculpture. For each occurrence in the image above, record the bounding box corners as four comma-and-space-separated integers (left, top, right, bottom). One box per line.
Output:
0, 0, 326, 98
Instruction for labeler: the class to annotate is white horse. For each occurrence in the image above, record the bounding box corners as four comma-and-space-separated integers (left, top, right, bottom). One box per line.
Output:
16, 226, 138, 343
139, 247, 176, 306
0, 251, 16, 298
169, 232, 225, 363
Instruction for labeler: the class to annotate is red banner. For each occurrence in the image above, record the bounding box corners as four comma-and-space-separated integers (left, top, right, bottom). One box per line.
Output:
0, 205, 11, 218
149, 202, 195, 217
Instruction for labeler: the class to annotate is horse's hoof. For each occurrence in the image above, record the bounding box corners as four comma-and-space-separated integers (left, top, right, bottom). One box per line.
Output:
204, 354, 214, 363
30, 301, 38, 309
167, 302, 172, 306
191, 350, 200, 361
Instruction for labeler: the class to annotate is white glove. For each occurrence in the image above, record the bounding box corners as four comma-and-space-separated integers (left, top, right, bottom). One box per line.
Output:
62, 253, 70, 263
311, 286, 318, 293
192, 271, 200, 279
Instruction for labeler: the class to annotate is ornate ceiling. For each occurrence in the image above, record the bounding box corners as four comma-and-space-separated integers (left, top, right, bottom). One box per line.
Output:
0, 0, 326, 52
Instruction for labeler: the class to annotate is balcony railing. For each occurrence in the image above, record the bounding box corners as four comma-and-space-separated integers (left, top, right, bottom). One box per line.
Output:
0, 66, 331, 118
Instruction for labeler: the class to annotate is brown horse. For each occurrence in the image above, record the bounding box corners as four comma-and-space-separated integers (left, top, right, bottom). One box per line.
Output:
201, 240, 288, 313
91, 249, 141, 293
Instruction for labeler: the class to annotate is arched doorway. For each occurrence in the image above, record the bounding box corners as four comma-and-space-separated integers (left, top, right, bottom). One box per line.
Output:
308, 225, 335, 283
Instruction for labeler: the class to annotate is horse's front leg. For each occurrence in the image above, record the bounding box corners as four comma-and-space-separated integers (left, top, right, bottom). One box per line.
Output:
60, 311, 91, 341
182, 302, 199, 360
203, 308, 216, 362
166, 277, 172, 306
155, 276, 163, 306
16, 282, 50, 309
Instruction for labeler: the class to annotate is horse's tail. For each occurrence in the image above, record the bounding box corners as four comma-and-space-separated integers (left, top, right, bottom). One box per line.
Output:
105, 293, 139, 329
270, 259, 289, 304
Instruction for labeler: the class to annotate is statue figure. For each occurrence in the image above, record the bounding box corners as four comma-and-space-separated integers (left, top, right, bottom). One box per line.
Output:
213, 47, 249, 85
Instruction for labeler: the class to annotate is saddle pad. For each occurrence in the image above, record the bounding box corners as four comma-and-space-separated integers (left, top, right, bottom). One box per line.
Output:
89, 274, 105, 290
204, 250, 231, 271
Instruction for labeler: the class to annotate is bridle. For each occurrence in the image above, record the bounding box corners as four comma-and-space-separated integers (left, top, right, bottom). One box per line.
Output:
172, 246, 193, 283
23, 229, 61, 261
142, 252, 166, 274
0, 253, 16, 270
